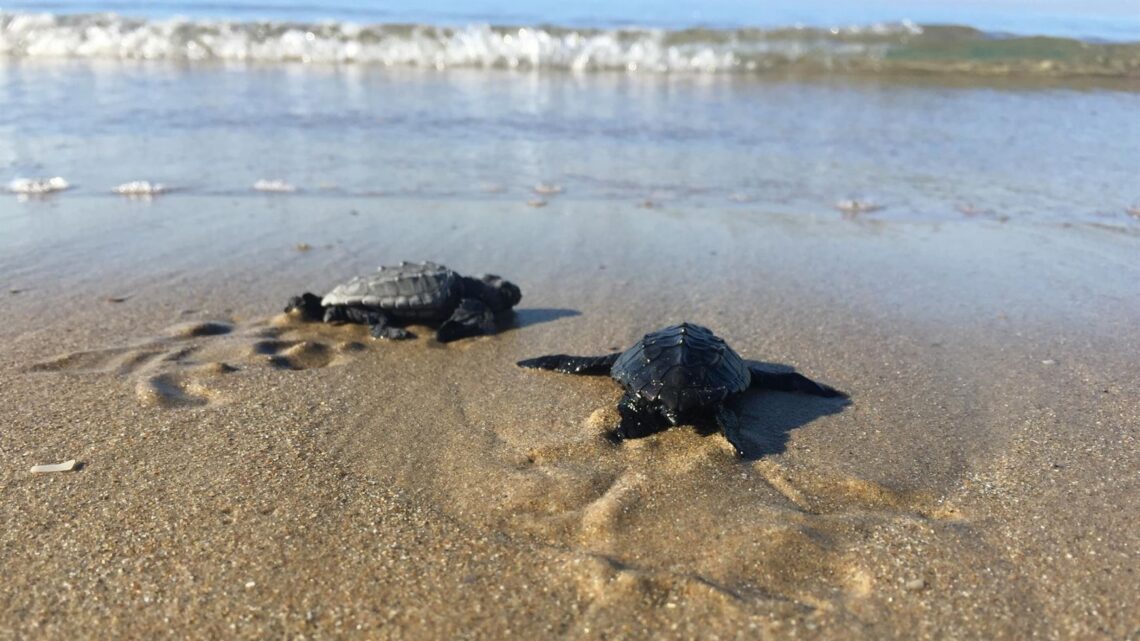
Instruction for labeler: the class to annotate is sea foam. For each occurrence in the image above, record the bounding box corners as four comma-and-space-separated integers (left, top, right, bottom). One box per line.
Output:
8, 176, 70, 194
0, 12, 913, 72
2, 12, 1137, 77
113, 181, 167, 196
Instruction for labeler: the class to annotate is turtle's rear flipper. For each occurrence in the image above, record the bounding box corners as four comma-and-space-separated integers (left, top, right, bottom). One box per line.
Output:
516, 352, 620, 375
748, 367, 846, 398
436, 298, 496, 343
285, 293, 323, 321
608, 393, 667, 442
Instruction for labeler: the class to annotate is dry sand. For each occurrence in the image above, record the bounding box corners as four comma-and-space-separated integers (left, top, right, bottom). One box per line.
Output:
1, 197, 1137, 640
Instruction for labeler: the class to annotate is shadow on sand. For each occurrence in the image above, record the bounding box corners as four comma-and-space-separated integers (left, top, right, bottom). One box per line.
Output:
507, 308, 582, 330
721, 360, 851, 460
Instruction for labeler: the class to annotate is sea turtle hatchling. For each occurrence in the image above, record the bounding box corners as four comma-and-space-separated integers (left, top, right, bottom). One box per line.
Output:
518, 323, 844, 455
285, 261, 522, 342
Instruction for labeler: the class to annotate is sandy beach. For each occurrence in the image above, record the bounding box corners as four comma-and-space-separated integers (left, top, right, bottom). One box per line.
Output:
1, 195, 1137, 639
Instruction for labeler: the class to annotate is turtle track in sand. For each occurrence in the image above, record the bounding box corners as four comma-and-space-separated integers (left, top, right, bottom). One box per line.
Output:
493, 423, 997, 633
325, 361, 1028, 636
26, 316, 368, 408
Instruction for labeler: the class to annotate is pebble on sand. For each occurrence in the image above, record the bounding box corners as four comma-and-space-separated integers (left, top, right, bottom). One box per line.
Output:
30, 460, 79, 474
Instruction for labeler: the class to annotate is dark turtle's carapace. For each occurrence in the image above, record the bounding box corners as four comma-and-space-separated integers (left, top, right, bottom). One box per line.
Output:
517, 323, 844, 455
285, 261, 521, 342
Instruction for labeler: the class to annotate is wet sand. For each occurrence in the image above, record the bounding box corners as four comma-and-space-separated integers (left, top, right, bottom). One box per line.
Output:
1, 197, 1138, 639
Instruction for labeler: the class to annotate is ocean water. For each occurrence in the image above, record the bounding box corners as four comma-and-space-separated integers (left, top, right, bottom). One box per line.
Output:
3, 0, 1140, 39
1, 1, 1139, 235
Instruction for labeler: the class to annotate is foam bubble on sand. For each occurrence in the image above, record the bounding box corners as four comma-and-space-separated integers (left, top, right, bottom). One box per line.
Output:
835, 198, 884, 215
113, 180, 167, 196
533, 183, 564, 195
253, 179, 297, 193
8, 176, 69, 194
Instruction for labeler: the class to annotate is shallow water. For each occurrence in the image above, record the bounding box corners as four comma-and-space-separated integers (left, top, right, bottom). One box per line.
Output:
2, 61, 1138, 232
3, 4, 1139, 234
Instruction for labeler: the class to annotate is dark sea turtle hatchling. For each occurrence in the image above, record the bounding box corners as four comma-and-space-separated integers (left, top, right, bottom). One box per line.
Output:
517, 323, 844, 455
285, 261, 522, 342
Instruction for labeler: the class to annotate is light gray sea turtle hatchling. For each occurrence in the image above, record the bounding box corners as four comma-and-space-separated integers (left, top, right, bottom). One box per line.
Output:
285, 261, 521, 342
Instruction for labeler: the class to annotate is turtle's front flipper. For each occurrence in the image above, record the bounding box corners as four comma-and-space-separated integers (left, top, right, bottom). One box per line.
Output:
714, 405, 747, 458
748, 366, 846, 398
371, 323, 413, 340
436, 298, 496, 343
284, 293, 323, 321
610, 393, 668, 442
516, 352, 620, 375
326, 306, 412, 340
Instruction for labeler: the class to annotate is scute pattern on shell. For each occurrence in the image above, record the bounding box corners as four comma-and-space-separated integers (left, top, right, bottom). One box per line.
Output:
611, 323, 750, 413
320, 261, 459, 317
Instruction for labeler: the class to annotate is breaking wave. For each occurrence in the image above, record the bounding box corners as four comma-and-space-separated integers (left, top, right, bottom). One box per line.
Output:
2, 12, 1139, 77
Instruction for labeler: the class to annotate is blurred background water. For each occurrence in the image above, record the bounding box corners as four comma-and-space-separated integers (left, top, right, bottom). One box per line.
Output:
3, 0, 1140, 39
1, 1, 1138, 230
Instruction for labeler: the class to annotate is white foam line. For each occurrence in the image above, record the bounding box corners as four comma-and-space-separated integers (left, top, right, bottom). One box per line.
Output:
8, 176, 70, 194
113, 180, 167, 196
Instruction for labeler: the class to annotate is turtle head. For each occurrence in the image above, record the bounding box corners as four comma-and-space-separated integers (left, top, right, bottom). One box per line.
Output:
284, 292, 324, 320
474, 274, 522, 312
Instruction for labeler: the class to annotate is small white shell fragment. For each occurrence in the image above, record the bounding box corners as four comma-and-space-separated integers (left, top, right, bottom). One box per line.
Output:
533, 183, 563, 195
253, 179, 297, 193
113, 180, 167, 196
8, 177, 70, 194
30, 459, 78, 474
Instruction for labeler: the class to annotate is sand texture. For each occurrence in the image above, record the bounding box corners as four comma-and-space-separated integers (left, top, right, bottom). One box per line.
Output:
1, 198, 1138, 640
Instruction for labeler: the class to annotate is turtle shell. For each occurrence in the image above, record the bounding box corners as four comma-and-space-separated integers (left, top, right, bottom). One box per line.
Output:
611, 323, 750, 414
321, 261, 461, 320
